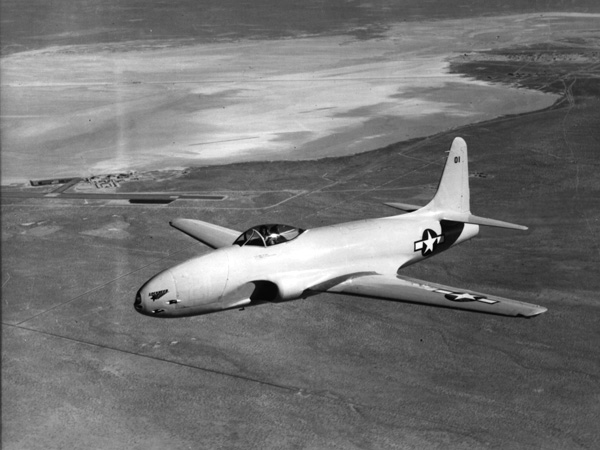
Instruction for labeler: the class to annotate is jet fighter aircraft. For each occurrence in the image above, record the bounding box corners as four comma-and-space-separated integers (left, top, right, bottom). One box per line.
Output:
135, 137, 547, 318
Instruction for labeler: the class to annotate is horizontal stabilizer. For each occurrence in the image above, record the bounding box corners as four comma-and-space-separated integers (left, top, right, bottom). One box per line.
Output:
441, 212, 528, 231
170, 218, 240, 249
385, 202, 423, 212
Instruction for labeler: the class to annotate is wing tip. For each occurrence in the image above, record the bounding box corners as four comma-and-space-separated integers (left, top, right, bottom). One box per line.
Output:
169, 218, 185, 228
518, 305, 548, 318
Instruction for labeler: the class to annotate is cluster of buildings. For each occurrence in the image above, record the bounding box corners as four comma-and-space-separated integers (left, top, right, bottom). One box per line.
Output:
29, 171, 140, 190
83, 171, 138, 189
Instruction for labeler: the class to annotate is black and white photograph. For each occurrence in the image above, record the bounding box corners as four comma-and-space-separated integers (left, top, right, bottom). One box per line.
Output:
2, 1, 599, 448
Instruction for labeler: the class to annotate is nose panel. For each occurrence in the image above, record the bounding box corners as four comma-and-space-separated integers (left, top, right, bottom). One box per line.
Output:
169, 252, 230, 306
136, 250, 232, 318
135, 269, 178, 316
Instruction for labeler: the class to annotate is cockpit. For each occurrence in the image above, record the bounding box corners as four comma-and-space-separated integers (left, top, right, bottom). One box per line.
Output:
234, 224, 305, 247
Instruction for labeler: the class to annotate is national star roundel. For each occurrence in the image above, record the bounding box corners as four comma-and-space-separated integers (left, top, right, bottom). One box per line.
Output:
432, 288, 499, 305
414, 229, 445, 256
444, 292, 487, 303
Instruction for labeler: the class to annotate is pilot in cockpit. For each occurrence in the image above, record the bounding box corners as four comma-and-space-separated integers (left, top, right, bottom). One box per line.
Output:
266, 226, 282, 246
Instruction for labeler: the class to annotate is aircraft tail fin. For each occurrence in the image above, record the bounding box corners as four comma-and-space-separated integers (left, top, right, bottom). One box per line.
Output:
416, 137, 528, 231
424, 137, 470, 213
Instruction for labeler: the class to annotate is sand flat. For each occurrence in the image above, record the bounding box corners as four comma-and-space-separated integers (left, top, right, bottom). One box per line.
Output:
3, 13, 598, 183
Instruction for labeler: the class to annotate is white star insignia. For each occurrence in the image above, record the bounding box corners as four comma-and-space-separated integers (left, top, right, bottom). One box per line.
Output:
432, 289, 499, 305
451, 293, 478, 301
422, 230, 438, 254
414, 229, 444, 255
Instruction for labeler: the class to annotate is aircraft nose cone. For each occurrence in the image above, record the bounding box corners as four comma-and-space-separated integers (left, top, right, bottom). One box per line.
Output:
135, 269, 178, 316
134, 290, 143, 310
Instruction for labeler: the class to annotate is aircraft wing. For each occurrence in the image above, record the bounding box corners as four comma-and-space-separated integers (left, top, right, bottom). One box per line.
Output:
312, 274, 546, 318
170, 218, 240, 249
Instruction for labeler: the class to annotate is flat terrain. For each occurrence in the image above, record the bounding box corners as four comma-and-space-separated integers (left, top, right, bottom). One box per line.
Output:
3, 3, 600, 449
3, 42, 600, 448
12, 13, 600, 183
3, 0, 599, 55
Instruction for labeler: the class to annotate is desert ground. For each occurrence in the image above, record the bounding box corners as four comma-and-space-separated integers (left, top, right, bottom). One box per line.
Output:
9, 13, 600, 183
2, 4, 600, 450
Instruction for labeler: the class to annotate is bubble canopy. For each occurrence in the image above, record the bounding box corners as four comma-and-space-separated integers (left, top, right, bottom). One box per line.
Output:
234, 224, 305, 247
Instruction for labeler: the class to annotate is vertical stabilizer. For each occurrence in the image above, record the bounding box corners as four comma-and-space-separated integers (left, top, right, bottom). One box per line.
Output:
424, 137, 470, 213
387, 137, 527, 230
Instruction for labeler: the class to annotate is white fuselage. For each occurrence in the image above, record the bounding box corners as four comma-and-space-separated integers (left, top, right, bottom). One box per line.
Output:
135, 213, 478, 317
